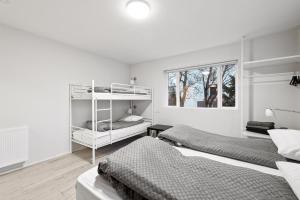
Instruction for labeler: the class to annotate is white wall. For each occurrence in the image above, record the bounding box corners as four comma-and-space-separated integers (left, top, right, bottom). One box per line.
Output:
130, 43, 242, 137
131, 27, 300, 137
298, 28, 300, 53
245, 81, 300, 129
0, 25, 130, 167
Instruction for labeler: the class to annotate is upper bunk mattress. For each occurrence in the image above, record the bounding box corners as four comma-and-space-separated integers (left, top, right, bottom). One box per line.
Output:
71, 83, 151, 100
87, 86, 149, 95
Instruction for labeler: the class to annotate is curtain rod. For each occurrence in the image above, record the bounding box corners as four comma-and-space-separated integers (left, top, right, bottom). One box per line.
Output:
164, 59, 238, 73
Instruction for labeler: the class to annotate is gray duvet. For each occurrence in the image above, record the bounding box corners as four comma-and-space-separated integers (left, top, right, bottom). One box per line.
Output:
158, 125, 286, 169
98, 137, 297, 200
87, 120, 144, 132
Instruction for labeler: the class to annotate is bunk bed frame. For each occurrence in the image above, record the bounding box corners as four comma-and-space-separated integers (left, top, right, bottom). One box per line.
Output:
69, 80, 153, 164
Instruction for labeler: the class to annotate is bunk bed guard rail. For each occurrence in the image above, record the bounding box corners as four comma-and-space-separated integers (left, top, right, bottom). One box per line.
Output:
110, 83, 152, 95
70, 82, 152, 98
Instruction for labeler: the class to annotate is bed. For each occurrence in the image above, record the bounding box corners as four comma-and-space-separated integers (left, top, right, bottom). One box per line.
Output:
76, 126, 300, 200
158, 124, 287, 169
70, 81, 154, 164
76, 141, 293, 200
72, 121, 151, 148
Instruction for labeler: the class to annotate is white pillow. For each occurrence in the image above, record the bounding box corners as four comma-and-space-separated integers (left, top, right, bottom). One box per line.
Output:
268, 129, 300, 161
121, 115, 143, 122
276, 161, 300, 199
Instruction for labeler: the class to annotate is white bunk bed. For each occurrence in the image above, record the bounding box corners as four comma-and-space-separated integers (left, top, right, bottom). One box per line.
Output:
70, 80, 153, 164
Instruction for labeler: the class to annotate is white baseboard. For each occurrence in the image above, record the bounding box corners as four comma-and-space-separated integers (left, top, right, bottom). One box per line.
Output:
0, 151, 70, 176
26, 151, 71, 167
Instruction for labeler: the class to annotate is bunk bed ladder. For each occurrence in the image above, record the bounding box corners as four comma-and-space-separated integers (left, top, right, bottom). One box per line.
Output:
92, 80, 96, 165
109, 99, 112, 145
96, 100, 112, 143
92, 97, 112, 164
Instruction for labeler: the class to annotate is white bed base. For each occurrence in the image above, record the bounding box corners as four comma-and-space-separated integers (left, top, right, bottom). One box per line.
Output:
72, 122, 152, 149
76, 146, 282, 200
69, 80, 154, 164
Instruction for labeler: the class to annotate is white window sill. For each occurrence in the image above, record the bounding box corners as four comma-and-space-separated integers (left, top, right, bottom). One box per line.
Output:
165, 106, 238, 111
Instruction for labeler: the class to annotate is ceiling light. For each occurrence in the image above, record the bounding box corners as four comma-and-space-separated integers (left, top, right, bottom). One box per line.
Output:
126, 0, 150, 20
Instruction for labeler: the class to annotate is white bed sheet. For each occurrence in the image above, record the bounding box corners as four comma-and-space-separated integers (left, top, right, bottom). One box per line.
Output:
175, 146, 281, 176
73, 122, 151, 148
76, 145, 282, 200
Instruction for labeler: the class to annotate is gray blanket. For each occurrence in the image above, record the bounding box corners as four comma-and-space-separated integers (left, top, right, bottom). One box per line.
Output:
98, 137, 296, 200
87, 120, 144, 132
158, 125, 286, 169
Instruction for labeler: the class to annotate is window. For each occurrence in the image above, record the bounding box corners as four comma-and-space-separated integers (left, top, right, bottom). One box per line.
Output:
168, 72, 177, 106
222, 64, 236, 107
179, 67, 218, 108
167, 62, 237, 108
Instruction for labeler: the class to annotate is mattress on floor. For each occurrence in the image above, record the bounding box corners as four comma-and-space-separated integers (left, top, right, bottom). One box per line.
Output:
72, 122, 151, 148
76, 145, 282, 200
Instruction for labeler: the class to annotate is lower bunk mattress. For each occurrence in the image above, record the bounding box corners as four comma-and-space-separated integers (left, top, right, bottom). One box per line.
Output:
72, 122, 151, 148
76, 144, 282, 200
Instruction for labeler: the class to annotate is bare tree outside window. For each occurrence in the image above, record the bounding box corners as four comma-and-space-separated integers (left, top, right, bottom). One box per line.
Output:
168, 72, 177, 106
167, 62, 236, 108
222, 64, 236, 107
179, 67, 218, 108
179, 70, 198, 107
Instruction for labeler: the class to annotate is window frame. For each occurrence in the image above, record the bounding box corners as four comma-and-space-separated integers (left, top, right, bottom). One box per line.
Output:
166, 61, 238, 110
221, 63, 238, 109
167, 72, 178, 106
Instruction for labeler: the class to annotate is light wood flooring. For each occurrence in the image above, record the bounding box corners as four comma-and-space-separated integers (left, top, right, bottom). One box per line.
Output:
0, 136, 142, 200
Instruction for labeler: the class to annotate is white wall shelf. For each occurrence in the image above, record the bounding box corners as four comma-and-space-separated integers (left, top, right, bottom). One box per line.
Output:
244, 54, 300, 69
240, 31, 300, 138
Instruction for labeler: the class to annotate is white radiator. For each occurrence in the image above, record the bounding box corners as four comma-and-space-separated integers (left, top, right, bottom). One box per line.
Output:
0, 126, 28, 168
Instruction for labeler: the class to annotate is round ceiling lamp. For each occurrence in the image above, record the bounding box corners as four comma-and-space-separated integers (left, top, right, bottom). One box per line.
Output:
126, 0, 150, 19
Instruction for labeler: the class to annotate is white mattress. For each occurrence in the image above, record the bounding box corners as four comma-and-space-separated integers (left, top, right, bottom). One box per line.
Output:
76, 168, 122, 200
73, 122, 151, 148
76, 145, 282, 200
72, 92, 151, 100
175, 146, 281, 176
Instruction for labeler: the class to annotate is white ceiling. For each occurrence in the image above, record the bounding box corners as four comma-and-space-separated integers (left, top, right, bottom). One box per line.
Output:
0, 0, 300, 64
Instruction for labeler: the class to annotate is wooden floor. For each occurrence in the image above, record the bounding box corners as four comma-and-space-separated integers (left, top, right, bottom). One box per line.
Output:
0, 136, 141, 200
